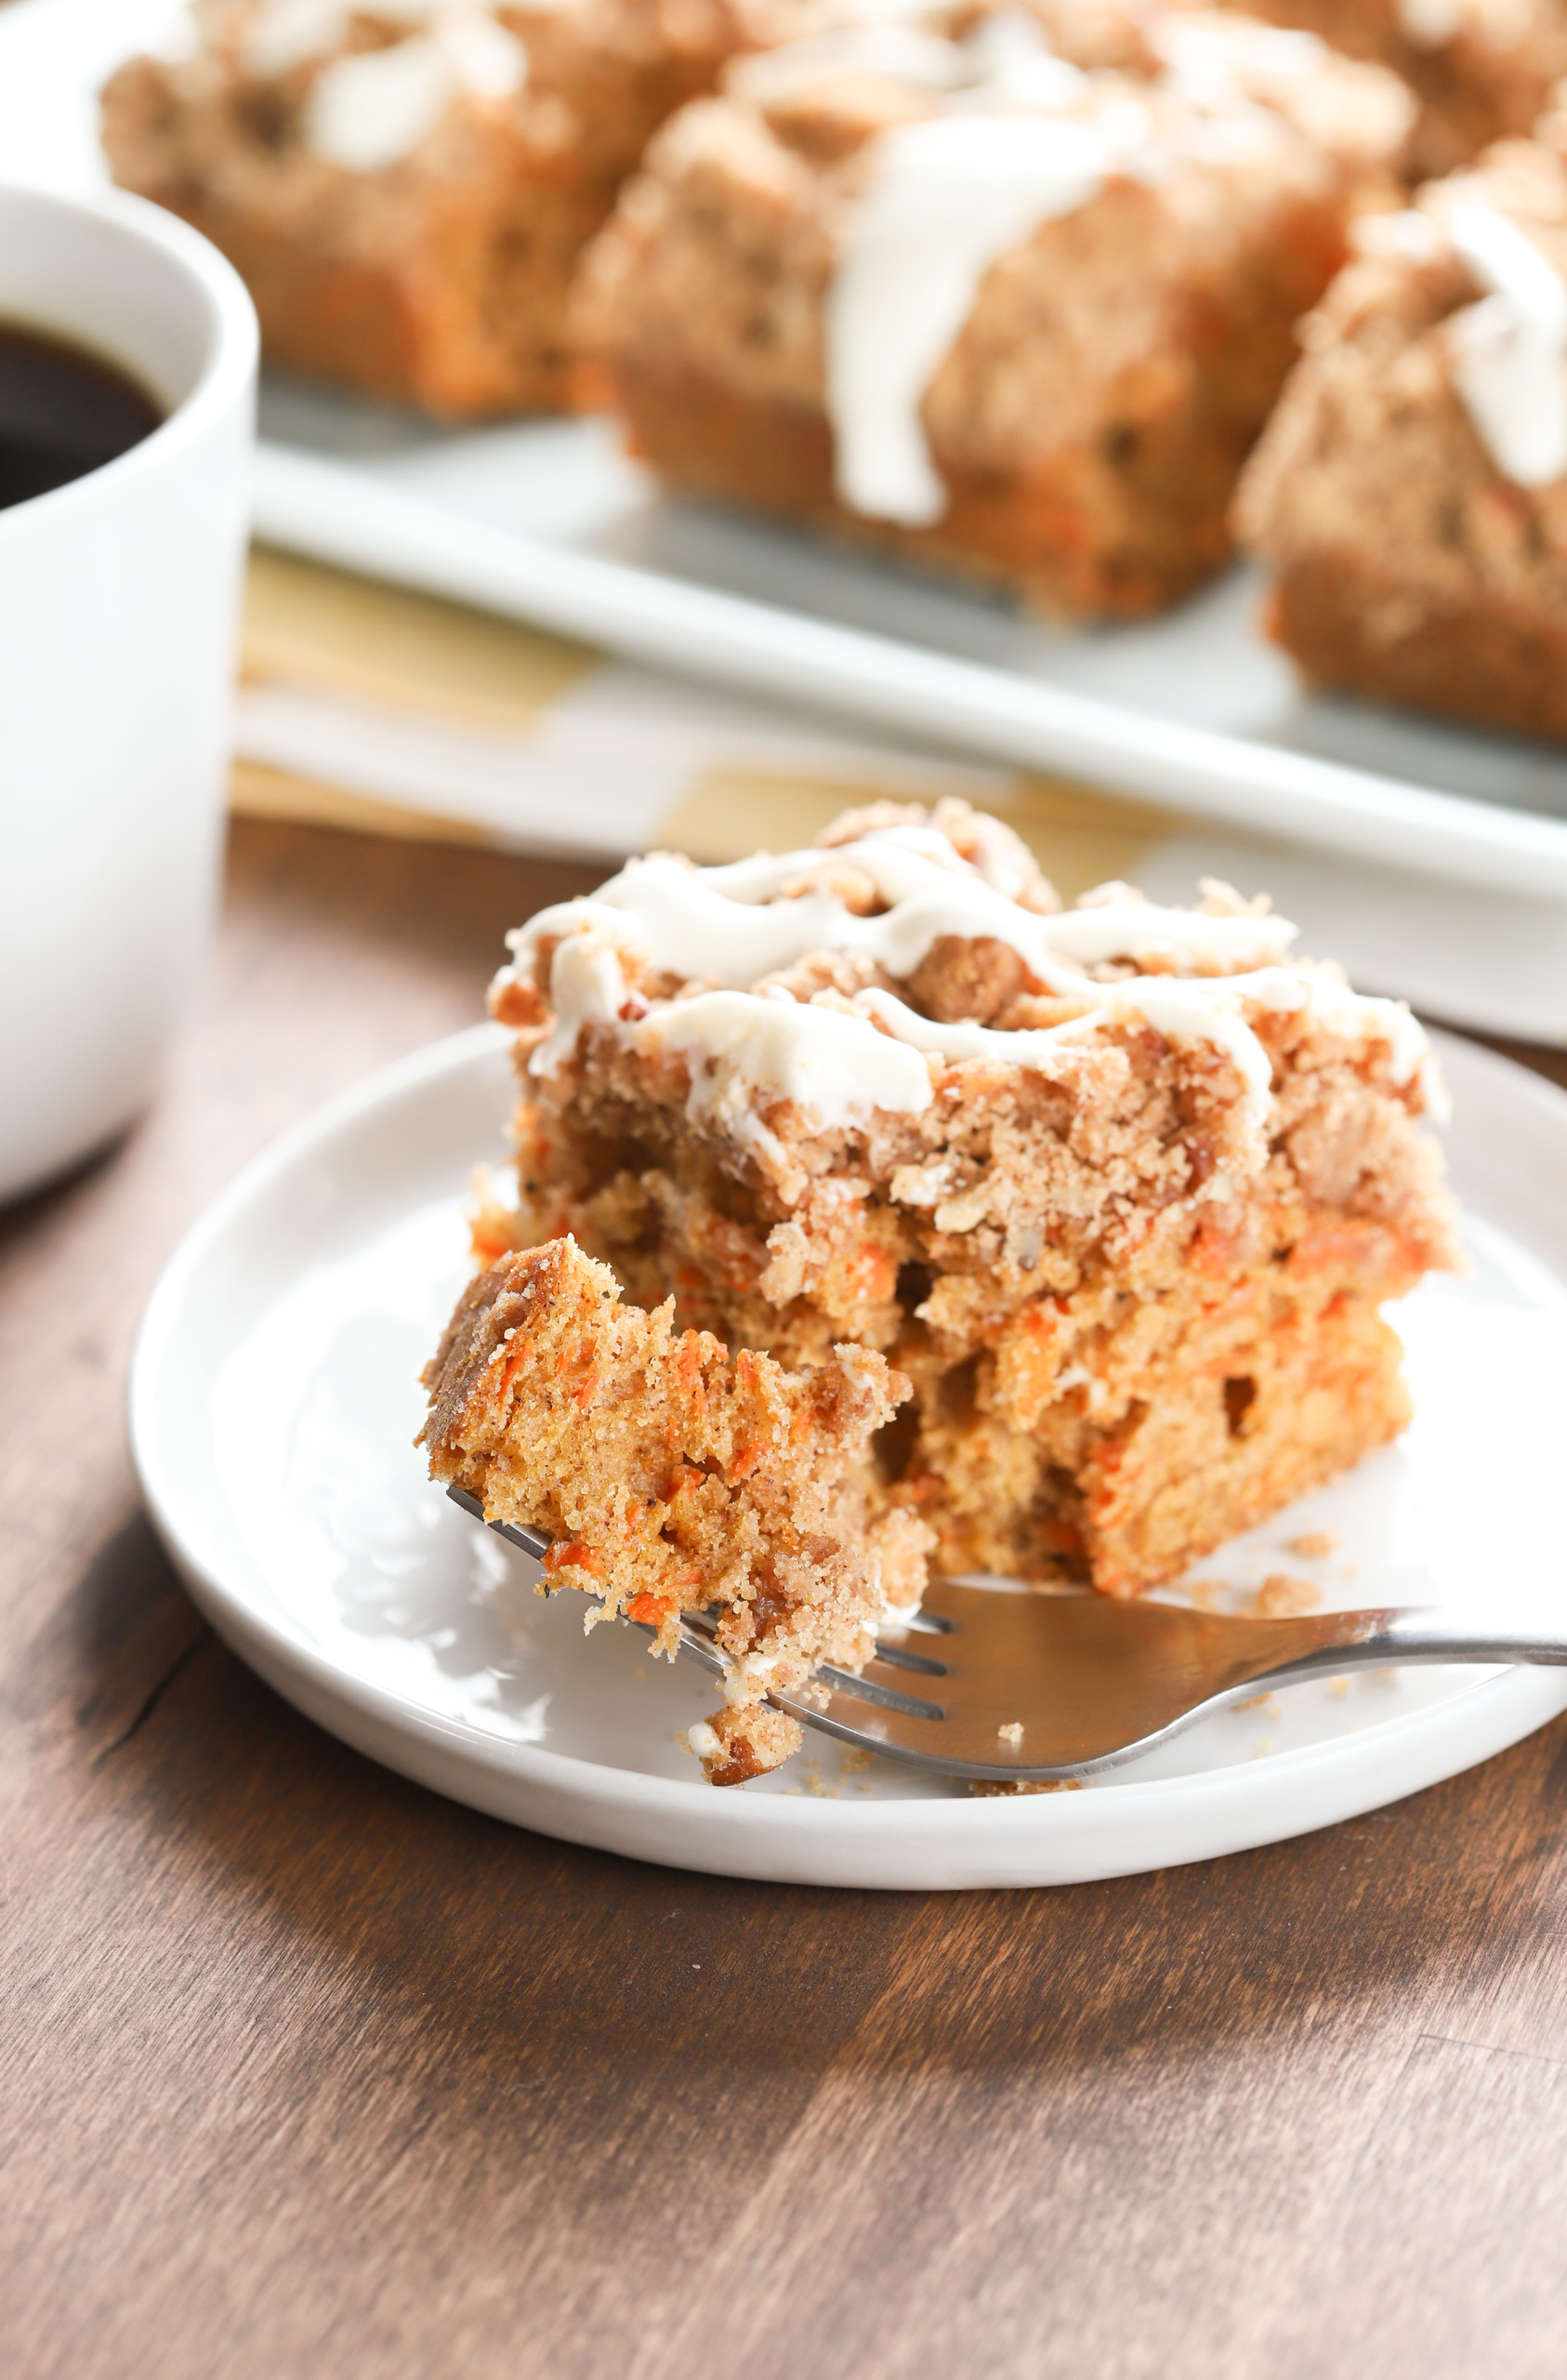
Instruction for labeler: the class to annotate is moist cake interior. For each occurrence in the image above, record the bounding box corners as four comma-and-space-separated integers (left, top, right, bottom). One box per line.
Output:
422, 1235, 928, 1782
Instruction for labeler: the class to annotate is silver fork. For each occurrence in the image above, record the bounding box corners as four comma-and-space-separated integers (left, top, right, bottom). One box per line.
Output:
447, 1487, 1567, 1782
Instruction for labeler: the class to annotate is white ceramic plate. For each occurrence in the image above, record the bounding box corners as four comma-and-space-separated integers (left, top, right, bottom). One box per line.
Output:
129, 1025, 1567, 1888
11, 0, 1567, 901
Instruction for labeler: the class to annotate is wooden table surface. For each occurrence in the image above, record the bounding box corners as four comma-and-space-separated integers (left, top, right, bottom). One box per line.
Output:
6, 818, 1567, 2380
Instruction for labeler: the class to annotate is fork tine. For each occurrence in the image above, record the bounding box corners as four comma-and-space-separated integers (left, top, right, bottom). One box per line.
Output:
445, 1483, 962, 1756
445, 1483, 550, 1563
450, 1487, 1449, 1785
868, 1640, 949, 1676
814, 1662, 944, 1721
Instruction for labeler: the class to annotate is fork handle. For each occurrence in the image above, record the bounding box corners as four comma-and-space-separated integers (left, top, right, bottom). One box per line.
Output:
1258, 1606, 1567, 1693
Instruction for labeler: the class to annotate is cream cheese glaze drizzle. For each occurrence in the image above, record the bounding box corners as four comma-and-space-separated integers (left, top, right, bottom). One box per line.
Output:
1443, 200, 1567, 487
854, 985, 1276, 1130
246, 0, 489, 73
726, 22, 971, 103
1397, 0, 1465, 47
807, 7, 1323, 524
513, 831, 1300, 990
827, 108, 1135, 522
504, 830, 1441, 1175
820, 11, 1155, 524
242, 0, 526, 172
528, 936, 935, 1155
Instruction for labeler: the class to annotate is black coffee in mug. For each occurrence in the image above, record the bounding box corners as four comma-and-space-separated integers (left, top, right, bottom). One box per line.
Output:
0, 318, 163, 510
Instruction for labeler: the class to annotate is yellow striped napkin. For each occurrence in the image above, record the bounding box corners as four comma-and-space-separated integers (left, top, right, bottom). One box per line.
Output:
234, 546, 1180, 900
231, 545, 1567, 1043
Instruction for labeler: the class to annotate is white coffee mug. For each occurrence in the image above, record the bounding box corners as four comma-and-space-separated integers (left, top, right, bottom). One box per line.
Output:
0, 180, 257, 1204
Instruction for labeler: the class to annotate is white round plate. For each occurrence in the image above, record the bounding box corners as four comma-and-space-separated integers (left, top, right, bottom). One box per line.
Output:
131, 1025, 1567, 1889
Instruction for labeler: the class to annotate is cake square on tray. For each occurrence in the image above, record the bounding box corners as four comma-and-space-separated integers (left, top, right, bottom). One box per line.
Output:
573, 1, 1412, 617
100, 0, 805, 416
421, 800, 1460, 1783
1236, 127, 1567, 744
1207, 0, 1567, 179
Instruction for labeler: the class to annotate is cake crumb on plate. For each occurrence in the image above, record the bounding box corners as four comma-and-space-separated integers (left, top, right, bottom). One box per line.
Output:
1286, 1530, 1340, 1560
1257, 1573, 1324, 1617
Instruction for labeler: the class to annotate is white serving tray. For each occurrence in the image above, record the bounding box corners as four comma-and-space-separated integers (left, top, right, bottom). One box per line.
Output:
12, 0, 1567, 900
246, 405, 1567, 902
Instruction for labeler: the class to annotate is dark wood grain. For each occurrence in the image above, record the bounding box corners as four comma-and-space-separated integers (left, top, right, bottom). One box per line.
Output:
4, 818, 1567, 2380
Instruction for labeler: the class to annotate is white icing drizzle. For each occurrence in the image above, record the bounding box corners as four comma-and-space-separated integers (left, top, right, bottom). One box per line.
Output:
151, 5, 204, 64
815, 7, 1326, 525
443, 9, 530, 97
1027, 902, 1291, 972
1398, 0, 1465, 48
245, 0, 458, 76
827, 106, 1131, 524
944, 808, 1045, 900
952, 8, 1094, 111
1143, 17, 1313, 165
507, 828, 1441, 1162
244, 0, 354, 76
859, 985, 1272, 1130
726, 25, 968, 103
651, 987, 934, 1138
1356, 206, 1445, 262
514, 835, 1298, 998
1151, 14, 1323, 99
860, 967, 1439, 1130
529, 934, 629, 1078
305, 38, 453, 168
1444, 201, 1567, 487
301, 7, 524, 169
533, 939, 933, 1161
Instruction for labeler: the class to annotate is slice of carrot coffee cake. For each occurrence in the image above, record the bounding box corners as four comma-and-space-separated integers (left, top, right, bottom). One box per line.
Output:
1235, 133, 1567, 743
422, 800, 1461, 1782
573, 3, 1412, 617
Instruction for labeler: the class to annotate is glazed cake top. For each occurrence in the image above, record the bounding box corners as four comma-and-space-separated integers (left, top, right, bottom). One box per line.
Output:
579, 2, 1410, 522
143, 0, 786, 178
1383, 0, 1564, 60
161, 0, 534, 175
493, 800, 1442, 1210
1237, 129, 1567, 595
